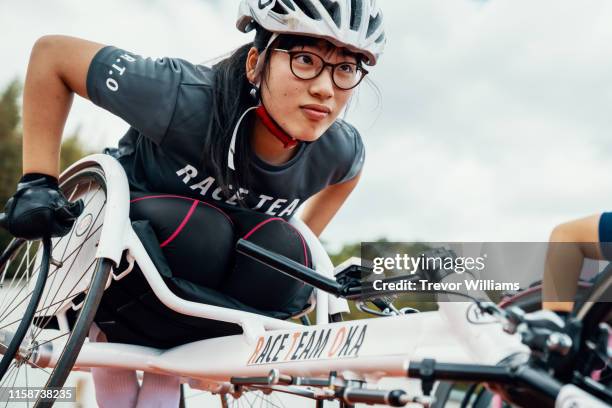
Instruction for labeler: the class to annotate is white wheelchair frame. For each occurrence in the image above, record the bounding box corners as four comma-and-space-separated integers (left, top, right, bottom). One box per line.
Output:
36, 154, 526, 393
17, 153, 606, 407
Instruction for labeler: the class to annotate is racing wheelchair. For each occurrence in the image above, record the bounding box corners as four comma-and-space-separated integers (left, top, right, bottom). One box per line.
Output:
0, 154, 610, 407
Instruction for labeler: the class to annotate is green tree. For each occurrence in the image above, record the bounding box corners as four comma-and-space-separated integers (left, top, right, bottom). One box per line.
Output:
0, 79, 92, 251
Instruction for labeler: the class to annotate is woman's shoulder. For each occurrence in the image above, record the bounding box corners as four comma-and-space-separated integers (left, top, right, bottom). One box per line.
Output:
314, 118, 363, 154
166, 57, 215, 87
305, 119, 365, 184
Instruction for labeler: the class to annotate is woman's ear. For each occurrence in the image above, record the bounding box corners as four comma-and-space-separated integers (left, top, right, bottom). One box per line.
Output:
246, 47, 260, 84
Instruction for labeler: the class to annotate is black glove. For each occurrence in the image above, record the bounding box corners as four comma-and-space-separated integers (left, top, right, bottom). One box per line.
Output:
2, 173, 84, 239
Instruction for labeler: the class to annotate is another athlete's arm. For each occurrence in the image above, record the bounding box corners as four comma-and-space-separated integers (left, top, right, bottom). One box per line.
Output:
300, 171, 362, 237
542, 214, 603, 312
22, 35, 104, 177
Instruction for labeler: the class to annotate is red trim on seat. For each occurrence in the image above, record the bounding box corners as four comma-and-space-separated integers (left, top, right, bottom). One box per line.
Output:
130, 194, 233, 225
159, 200, 199, 248
242, 218, 284, 240
242, 218, 310, 267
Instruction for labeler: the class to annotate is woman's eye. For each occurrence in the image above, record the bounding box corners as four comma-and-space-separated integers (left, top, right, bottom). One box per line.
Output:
294, 54, 314, 65
338, 64, 355, 74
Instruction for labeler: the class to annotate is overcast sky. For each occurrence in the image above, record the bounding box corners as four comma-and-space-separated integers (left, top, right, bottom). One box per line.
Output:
2, 0, 612, 250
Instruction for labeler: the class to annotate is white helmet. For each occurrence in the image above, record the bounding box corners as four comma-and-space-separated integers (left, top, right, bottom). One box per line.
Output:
236, 0, 386, 66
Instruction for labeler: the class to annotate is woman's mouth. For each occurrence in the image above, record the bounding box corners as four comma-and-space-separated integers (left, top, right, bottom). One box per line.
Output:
300, 104, 331, 121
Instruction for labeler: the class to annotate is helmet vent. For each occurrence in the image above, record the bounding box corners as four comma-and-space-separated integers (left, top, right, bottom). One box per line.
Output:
272, 2, 290, 14
293, 0, 322, 21
320, 0, 342, 28
350, 0, 363, 31
375, 32, 385, 44
280, 0, 295, 11
366, 12, 382, 38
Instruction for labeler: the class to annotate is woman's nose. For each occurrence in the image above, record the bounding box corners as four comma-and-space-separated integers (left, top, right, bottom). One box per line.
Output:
309, 67, 335, 99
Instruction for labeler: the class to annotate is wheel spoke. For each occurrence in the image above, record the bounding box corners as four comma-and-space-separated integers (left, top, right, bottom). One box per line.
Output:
4, 362, 21, 408
30, 190, 104, 340
24, 359, 30, 408
0, 214, 103, 326
0, 290, 82, 332
30, 257, 97, 342
0, 241, 71, 324
0, 185, 103, 327
0, 173, 110, 406
0, 242, 40, 319
28, 330, 69, 351
37, 183, 100, 313
0, 361, 17, 388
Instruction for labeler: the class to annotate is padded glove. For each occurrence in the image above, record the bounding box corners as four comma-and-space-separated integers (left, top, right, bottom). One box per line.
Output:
2, 173, 84, 239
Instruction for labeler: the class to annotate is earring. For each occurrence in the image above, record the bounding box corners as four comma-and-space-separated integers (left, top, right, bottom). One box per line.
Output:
249, 84, 260, 102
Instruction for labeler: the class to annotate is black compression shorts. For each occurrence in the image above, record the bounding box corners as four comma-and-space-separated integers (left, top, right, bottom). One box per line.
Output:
129, 193, 313, 312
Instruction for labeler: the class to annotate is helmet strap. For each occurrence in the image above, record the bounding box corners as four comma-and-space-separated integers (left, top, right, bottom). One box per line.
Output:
255, 105, 298, 149
227, 105, 258, 171
227, 32, 297, 171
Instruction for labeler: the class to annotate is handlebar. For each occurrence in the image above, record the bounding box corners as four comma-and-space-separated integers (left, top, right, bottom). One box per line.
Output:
236, 239, 346, 295
408, 359, 563, 401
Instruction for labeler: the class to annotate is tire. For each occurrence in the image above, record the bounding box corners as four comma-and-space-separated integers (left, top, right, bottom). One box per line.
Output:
0, 236, 50, 380
572, 266, 612, 387
0, 167, 112, 407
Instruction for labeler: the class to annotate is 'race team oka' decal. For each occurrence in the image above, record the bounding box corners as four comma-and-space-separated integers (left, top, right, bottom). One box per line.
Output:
247, 324, 368, 365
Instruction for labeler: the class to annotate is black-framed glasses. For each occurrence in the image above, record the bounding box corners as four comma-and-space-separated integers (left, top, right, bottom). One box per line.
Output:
273, 49, 368, 90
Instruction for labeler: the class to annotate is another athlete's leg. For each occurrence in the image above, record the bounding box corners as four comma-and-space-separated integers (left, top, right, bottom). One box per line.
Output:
542, 214, 605, 312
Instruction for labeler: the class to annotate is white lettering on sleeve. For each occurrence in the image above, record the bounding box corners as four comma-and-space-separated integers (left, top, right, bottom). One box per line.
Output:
111, 64, 126, 75
106, 78, 119, 92
119, 53, 136, 63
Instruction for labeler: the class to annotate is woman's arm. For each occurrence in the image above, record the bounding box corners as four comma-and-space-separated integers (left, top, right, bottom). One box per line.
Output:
22, 35, 105, 177
542, 214, 603, 312
300, 171, 362, 237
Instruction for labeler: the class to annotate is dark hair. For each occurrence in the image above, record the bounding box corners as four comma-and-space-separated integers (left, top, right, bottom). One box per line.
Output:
202, 28, 363, 204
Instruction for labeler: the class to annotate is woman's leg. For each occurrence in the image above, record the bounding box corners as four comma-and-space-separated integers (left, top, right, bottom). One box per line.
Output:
124, 195, 236, 407
129, 194, 235, 289
89, 323, 140, 408
542, 213, 606, 312
221, 210, 313, 312
135, 373, 181, 408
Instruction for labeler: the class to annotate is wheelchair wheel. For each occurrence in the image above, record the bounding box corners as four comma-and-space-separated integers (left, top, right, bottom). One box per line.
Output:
0, 167, 112, 407
573, 266, 612, 388
219, 387, 324, 407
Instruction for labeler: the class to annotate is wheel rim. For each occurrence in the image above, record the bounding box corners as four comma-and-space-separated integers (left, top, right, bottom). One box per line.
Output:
0, 171, 108, 404
219, 388, 300, 408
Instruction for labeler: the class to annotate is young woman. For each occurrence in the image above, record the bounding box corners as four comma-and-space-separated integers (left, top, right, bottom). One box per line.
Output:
3, 1, 386, 406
